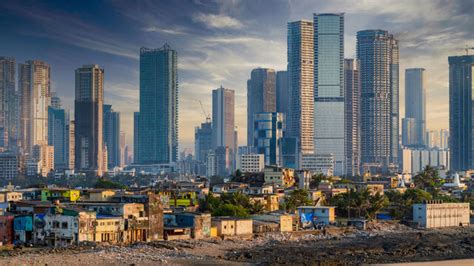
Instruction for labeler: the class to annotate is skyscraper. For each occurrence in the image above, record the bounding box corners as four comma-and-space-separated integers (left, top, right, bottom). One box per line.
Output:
48, 105, 69, 170
133, 111, 139, 164
313, 13, 345, 175
212, 86, 235, 151
136, 45, 178, 165
439, 129, 449, 149
253, 112, 284, 166
449, 55, 474, 171
19, 60, 51, 154
405, 68, 426, 146
103, 104, 120, 169
74, 64, 104, 176
357, 30, 399, 172
288, 20, 314, 155
67, 120, 75, 170
119, 131, 125, 168
194, 121, 212, 162
402, 118, 417, 147
0, 57, 17, 150
247, 68, 276, 147
276, 71, 289, 120
344, 59, 360, 176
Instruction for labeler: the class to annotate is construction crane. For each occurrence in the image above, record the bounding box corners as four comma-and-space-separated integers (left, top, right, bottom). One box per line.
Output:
197, 100, 211, 123
462, 46, 474, 55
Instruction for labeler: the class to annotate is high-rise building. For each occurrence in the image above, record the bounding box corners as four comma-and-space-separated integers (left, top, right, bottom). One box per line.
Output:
402, 118, 417, 147
212, 86, 235, 151
253, 112, 284, 166
19, 60, 51, 154
119, 131, 125, 168
405, 68, 426, 146
0, 152, 19, 181
449, 55, 474, 171
194, 121, 212, 163
313, 13, 345, 176
247, 68, 276, 147
48, 105, 69, 170
357, 30, 399, 172
133, 111, 139, 164
276, 71, 289, 120
136, 45, 178, 165
67, 120, 75, 170
32, 144, 54, 177
344, 59, 360, 176
103, 104, 120, 168
74, 64, 104, 176
288, 20, 314, 155
50, 92, 62, 109
440, 129, 449, 149
280, 137, 299, 169
0, 57, 18, 150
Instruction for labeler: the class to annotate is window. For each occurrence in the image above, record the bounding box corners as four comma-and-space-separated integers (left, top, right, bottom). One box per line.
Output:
62, 222, 68, 229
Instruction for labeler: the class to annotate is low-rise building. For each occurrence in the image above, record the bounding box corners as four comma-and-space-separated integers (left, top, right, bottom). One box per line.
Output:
0, 215, 14, 245
94, 216, 124, 243
251, 213, 293, 232
264, 166, 295, 187
211, 217, 253, 237
413, 201, 470, 228
237, 153, 265, 173
300, 154, 334, 176
297, 206, 336, 228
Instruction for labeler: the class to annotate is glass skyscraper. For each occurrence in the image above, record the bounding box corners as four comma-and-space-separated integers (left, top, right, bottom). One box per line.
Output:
287, 20, 314, 155
313, 13, 345, 175
247, 68, 276, 147
103, 104, 121, 168
136, 45, 178, 165
276, 71, 289, 120
0, 57, 17, 150
357, 30, 399, 172
253, 112, 284, 166
48, 104, 69, 170
74, 64, 104, 176
405, 68, 426, 147
449, 55, 474, 171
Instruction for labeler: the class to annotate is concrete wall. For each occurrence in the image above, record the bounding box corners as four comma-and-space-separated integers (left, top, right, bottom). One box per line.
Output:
413, 203, 470, 228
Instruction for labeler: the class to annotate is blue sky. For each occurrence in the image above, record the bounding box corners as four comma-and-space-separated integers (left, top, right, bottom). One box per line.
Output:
1, 0, 473, 151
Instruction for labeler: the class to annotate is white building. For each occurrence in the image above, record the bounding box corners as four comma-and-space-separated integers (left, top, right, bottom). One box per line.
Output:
237, 153, 264, 173
300, 153, 334, 176
413, 201, 469, 228
402, 148, 449, 175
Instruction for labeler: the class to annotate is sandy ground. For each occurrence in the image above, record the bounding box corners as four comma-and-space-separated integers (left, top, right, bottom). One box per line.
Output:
0, 223, 473, 265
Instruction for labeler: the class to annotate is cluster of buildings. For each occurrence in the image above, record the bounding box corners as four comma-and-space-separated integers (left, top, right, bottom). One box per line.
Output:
1, 12, 474, 186
0, 59, 131, 181
0, 169, 470, 246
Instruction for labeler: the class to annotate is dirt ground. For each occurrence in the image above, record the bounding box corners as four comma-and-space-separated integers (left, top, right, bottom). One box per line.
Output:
0, 224, 473, 265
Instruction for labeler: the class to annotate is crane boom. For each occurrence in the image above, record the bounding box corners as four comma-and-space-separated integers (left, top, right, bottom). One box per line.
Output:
198, 100, 210, 123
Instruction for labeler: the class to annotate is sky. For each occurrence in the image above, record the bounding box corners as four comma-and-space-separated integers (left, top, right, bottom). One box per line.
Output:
1, 0, 473, 153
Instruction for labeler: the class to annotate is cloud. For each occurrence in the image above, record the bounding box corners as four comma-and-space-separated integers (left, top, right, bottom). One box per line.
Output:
142, 26, 188, 35
193, 13, 244, 29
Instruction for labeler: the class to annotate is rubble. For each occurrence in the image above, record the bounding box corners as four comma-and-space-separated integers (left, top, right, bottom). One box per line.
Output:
0, 224, 472, 265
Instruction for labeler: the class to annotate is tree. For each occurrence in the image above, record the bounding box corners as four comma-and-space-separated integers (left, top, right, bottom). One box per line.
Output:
94, 178, 127, 189
284, 189, 312, 212
309, 173, 326, 189
413, 165, 443, 192
385, 188, 432, 220
235, 169, 242, 178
